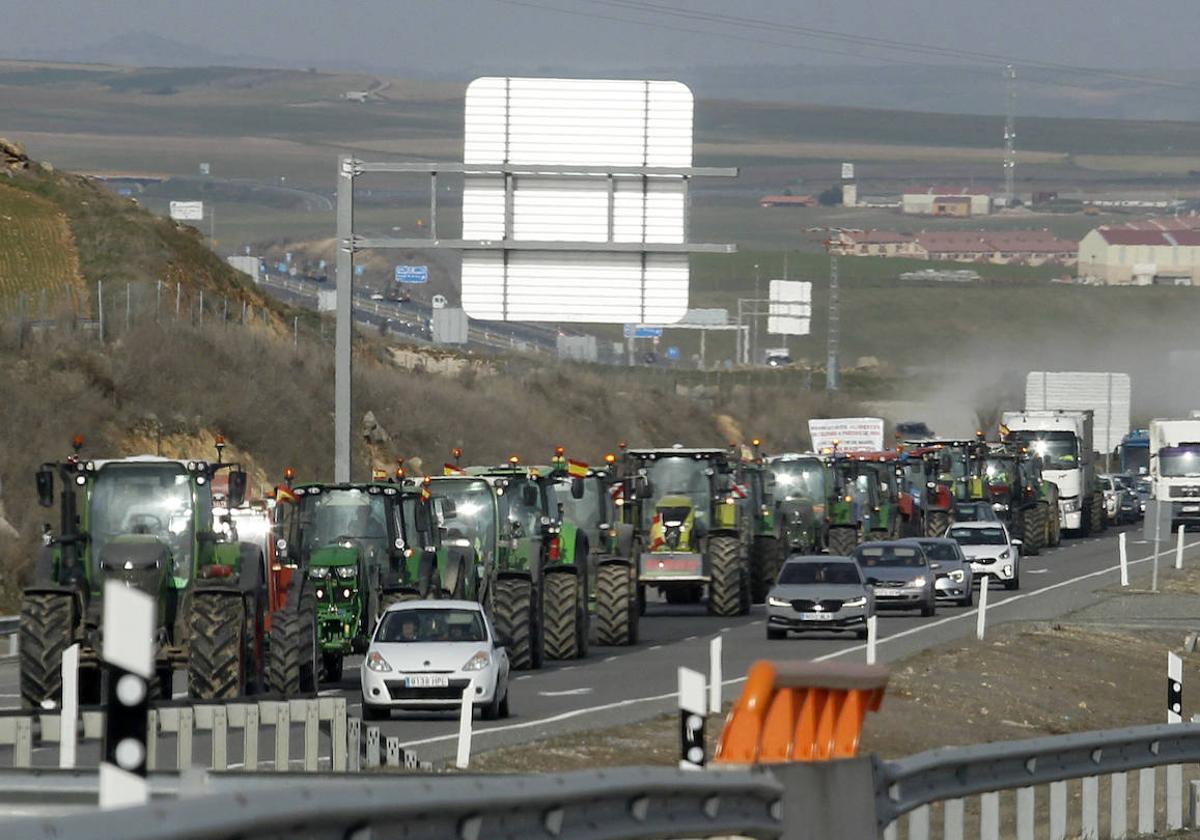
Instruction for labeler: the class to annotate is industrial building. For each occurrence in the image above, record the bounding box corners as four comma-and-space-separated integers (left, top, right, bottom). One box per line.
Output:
901, 187, 992, 217
1077, 226, 1200, 285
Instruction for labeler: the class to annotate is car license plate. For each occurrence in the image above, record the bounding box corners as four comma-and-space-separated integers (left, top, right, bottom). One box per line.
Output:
874, 588, 902, 597
405, 674, 449, 688
801, 612, 835, 621
1184, 505, 1200, 513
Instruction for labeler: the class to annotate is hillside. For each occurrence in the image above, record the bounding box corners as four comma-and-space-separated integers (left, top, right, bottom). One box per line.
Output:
0, 177, 82, 311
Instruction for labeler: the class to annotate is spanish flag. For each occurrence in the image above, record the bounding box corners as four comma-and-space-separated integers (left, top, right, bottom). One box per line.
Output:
567, 459, 588, 479
275, 484, 298, 505
444, 463, 465, 476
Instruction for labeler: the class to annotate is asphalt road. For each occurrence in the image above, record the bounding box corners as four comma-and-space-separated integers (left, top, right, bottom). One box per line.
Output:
2, 525, 1197, 769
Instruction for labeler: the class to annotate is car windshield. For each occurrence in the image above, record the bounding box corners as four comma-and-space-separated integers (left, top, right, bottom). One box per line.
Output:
298, 489, 390, 561
778, 562, 861, 585
1160, 445, 1200, 477
641, 456, 712, 529
856, 545, 924, 567
949, 527, 1007, 545
918, 542, 960, 564
1007, 431, 1079, 469
769, 459, 825, 502
90, 462, 196, 580
429, 479, 498, 556
376, 608, 487, 643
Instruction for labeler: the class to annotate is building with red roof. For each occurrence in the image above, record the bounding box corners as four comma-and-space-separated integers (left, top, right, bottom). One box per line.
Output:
1078, 225, 1200, 284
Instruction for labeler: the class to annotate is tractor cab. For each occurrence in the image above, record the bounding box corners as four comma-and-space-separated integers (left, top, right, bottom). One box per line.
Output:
766, 453, 826, 552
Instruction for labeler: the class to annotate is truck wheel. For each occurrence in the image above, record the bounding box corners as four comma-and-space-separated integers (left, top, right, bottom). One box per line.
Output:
543, 573, 580, 661
707, 535, 745, 617
927, 511, 950, 537
493, 578, 537, 670
188, 591, 246, 700
321, 652, 344, 684
827, 527, 857, 557
1079, 496, 1093, 536
1023, 507, 1045, 555
751, 536, 784, 603
595, 563, 634, 646
267, 587, 318, 696
19, 591, 75, 709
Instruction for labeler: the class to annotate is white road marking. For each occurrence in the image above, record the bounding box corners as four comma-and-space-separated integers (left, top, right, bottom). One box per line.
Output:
559, 666, 577, 672
1027, 569, 1049, 574
514, 675, 532, 681
648, 645, 662, 651
396, 538, 1200, 750
603, 655, 618, 662
538, 688, 593, 697
684, 635, 698, 642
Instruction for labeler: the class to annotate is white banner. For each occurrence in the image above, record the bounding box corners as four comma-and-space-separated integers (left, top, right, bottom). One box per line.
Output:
169, 200, 204, 221
808, 417, 885, 453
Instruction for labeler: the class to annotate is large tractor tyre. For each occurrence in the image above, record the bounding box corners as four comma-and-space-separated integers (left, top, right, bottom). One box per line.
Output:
188, 591, 247, 700
1079, 496, 1094, 536
707, 535, 746, 618
1048, 507, 1062, 546
1023, 507, 1045, 556
927, 511, 951, 537
493, 577, 536, 671
321, 653, 344, 684
1092, 492, 1106, 534
543, 573, 580, 661
267, 588, 318, 696
18, 591, 76, 709
751, 537, 785, 604
827, 528, 858, 557
595, 564, 635, 646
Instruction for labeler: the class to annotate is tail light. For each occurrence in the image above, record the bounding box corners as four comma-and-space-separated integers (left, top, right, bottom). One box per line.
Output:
201, 564, 233, 578
548, 536, 561, 562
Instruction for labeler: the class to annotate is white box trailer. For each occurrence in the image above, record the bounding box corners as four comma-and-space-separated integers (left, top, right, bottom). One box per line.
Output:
1024, 372, 1130, 456
1149, 418, 1200, 529
1001, 409, 1103, 533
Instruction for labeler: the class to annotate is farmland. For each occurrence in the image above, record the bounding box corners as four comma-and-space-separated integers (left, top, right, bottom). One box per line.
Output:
0, 181, 82, 313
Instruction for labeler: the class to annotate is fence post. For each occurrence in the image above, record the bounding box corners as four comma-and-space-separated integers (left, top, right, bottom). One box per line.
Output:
223, 297, 228, 325
125, 284, 131, 333
156, 280, 161, 320
274, 701, 290, 772
330, 697, 347, 772
211, 706, 228, 771
97, 280, 104, 342
175, 283, 181, 319
386, 736, 402, 768
303, 699, 319, 772
294, 316, 299, 350
199, 290, 204, 323
346, 716, 360, 772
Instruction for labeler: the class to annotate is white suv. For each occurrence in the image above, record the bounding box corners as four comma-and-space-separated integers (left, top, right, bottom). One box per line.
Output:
946, 521, 1022, 590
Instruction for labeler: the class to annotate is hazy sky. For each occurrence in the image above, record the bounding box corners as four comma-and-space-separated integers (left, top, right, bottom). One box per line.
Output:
1, 0, 1198, 75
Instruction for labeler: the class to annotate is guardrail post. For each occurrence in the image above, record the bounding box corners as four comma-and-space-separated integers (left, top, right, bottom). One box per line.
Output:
303, 699, 319, 772
1016, 786, 1034, 840
274, 702, 290, 772
980, 791, 999, 840
1049, 780, 1067, 840
347, 717, 361, 772
1190, 779, 1200, 827
211, 706, 228, 771
178, 706, 194, 770
330, 698, 347, 772
14, 716, 32, 768
1169, 765, 1185, 829
1081, 775, 1099, 839
943, 798, 964, 840
243, 704, 259, 771
146, 709, 158, 772
365, 726, 380, 768
1138, 767, 1155, 834
385, 736, 402, 768
907, 804, 929, 840
1111, 772, 1128, 839
773, 757, 878, 840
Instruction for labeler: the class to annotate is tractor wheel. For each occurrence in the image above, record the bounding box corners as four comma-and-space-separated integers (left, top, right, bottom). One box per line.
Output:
707, 535, 745, 618
1023, 507, 1045, 556
543, 573, 580, 661
18, 591, 76, 709
267, 587, 318, 696
595, 564, 634, 646
1078, 495, 1094, 536
1050, 507, 1062, 546
1092, 492, 1105, 534
827, 528, 858, 557
188, 591, 247, 700
322, 653, 344, 684
751, 536, 784, 604
493, 577, 536, 671
927, 511, 950, 537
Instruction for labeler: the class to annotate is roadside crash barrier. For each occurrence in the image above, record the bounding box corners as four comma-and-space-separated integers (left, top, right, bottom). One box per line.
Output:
713, 660, 890, 764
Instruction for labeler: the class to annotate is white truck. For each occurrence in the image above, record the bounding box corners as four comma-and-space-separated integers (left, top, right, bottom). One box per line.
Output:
1001, 409, 1104, 534
1149, 418, 1200, 531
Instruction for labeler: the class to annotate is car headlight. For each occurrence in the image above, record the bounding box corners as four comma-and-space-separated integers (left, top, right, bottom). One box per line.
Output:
365, 651, 392, 672
998, 549, 1011, 560
950, 570, 965, 583
335, 565, 357, 579
1062, 498, 1080, 512
767, 596, 791, 608
909, 577, 926, 588
309, 566, 330, 579
462, 651, 491, 671
843, 597, 867, 607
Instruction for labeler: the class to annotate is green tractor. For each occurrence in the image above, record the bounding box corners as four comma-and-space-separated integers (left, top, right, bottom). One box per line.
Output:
970, 444, 1061, 555
270, 474, 440, 684
766, 453, 829, 555
20, 437, 267, 708
823, 453, 896, 555
741, 442, 785, 604
604, 446, 753, 621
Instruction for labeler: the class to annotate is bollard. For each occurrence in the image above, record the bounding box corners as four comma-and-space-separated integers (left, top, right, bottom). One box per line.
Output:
866, 614, 878, 665
385, 736, 402, 768
60, 643, 80, 769
976, 575, 989, 641
709, 636, 723, 715
365, 725, 381, 768
1120, 532, 1129, 586
679, 667, 707, 770
1178, 525, 1186, 570
347, 717, 361, 772
455, 683, 474, 770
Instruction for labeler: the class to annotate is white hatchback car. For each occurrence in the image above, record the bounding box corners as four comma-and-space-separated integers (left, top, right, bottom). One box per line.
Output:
946, 521, 1022, 590
361, 600, 510, 720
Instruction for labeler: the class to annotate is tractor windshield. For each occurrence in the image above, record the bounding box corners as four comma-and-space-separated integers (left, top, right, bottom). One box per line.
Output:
298, 489, 390, 563
90, 462, 195, 580
429, 479, 498, 559
1160, 445, 1200, 477
768, 459, 825, 502
983, 458, 1013, 485
641, 457, 712, 530
557, 478, 603, 529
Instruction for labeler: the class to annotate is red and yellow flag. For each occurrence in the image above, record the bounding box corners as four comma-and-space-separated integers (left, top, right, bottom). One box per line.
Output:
444, 463, 465, 476
567, 459, 588, 479
275, 485, 297, 505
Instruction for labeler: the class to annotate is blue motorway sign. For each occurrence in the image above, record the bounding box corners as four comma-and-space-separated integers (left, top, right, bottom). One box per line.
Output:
666, 346, 680, 360
395, 264, 429, 284
354, 265, 365, 277
623, 324, 664, 339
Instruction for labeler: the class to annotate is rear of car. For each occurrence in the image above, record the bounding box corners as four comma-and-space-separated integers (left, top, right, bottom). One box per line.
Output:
361, 600, 510, 720
946, 522, 1021, 590
853, 541, 936, 616
917, 538, 974, 606
765, 556, 873, 639
953, 502, 999, 524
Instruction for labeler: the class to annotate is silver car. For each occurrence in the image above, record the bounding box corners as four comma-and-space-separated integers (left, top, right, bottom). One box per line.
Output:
946, 521, 1022, 590
853, 541, 937, 616
766, 556, 873, 640
916, 537, 975, 606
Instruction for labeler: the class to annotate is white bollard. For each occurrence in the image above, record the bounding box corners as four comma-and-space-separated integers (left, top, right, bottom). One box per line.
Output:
1169, 652, 1183, 723
60, 643, 80, 769
679, 666, 707, 770
99, 581, 154, 810
866, 614, 878, 665
1120, 532, 1130, 586
976, 575, 989, 641
454, 682, 473, 770
1177, 525, 1186, 570
708, 636, 722, 715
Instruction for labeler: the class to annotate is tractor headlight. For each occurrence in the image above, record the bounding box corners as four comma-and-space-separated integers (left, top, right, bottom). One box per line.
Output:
315, 588, 325, 600
767, 596, 790, 608
309, 566, 331, 580
366, 651, 392, 672
462, 651, 491, 671
334, 565, 357, 579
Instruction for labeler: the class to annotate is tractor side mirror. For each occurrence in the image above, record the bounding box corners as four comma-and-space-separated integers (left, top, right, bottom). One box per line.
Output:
570, 477, 585, 500
521, 484, 539, 507
36, 467, 54, 508
636, 476, 654, 499
414, 500, 433, 534
227, 470, 248, 508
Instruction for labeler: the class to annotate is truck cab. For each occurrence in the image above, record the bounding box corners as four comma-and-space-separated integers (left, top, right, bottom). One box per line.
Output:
1149, 419, 1200, 531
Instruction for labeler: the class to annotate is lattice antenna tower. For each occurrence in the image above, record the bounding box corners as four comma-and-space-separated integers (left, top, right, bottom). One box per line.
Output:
1004, 65, 1016, 203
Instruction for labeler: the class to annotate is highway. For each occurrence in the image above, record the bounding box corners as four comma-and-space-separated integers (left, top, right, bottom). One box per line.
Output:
2, 526, 1195, 768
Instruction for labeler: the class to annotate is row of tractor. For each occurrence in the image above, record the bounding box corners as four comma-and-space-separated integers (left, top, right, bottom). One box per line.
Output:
16, 416, 1109, 708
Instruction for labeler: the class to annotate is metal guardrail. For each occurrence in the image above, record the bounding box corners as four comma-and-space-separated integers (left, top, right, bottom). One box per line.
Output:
2, 765, 784, 840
